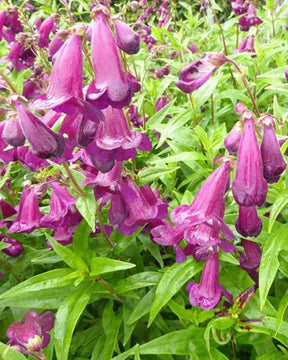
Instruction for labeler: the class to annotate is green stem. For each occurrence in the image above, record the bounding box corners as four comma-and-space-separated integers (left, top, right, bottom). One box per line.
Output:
211, 94, 214, 124
189, 93, 198, 125
0, 69, 18, 93
63, 162, 85, 196
96, 209, 114, 249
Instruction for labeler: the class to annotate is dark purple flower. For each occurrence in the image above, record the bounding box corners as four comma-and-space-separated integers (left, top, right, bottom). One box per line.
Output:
187, 42, 199, 54
8, 187, 43, 234
234, 35, 255, 55
128, 105, 144, 127
114, 19, 140, 54
232, 0, 248, 15
0, 199, 17, 229
48, 31, 67, 61
235, 206, 262, 238
240, 239, 261, 284
224, 122, 242, 155
260, 115, 286, 183
232, 110, 267, 206
7, 311, 54, 354
2, 118, 25, 147
7, 36, 36, 71
155, 64, 170, 78
41, 182, 76, 228
38, 16, 54, 48
239, 4, 263, 31
77, 117, 99, 147
151, 161, 234, 247
16, 103, 65, 159
87, 11, 132, 109
155, 96, 170, 112
285, 68, 288, 82
2, 237, 24, 257
176, 53, 229, 93
187, 251, 232, 310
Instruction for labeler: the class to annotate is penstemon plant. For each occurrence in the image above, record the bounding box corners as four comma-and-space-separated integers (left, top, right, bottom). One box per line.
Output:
0, 0, 287, 359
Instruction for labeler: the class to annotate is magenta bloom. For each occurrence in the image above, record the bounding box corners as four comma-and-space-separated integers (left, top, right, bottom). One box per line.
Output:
224, 122, 242, 155
176, 53, 228, 93
240, 239, 261, 284
234, 36, 255, 55
187, 42, 199, 54
155, 64, 170, 78
2, 237, 24, 257
232, 0, 248, 15
2, 118, 25, 147
48, 32, 65, 61
285, 68, 288, 82
8, 187, 43, 233
155, 96, 170, 112
41, 182, 76, 228
87, 11, 132, 109
151, 161, 234, 247
0, 199, 17, 229
187, 252, 232, 310
260, 115, 286, 183
7, 311, 54, 355
109, 176, 168, 234
235, 206, 262, 238
31, 32, 83, 114
114, 19, 140, 54
239, 4, 263, 31
38, 16, 54, 48
16, 103, 65, 159
7, 37, 36, 71
232, 111, 267, 206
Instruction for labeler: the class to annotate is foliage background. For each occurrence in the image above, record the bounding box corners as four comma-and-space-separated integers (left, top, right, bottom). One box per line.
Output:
0, 0, 288, 359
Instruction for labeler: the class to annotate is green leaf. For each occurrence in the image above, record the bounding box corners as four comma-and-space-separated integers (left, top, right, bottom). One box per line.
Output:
194, 74, 221, 108
115, 272, 162, 294
148, 257, 202, 326
102, 301, 122, 360
45, 233, 88, 272
0, 268, 73, 301
0, 342, 27, 360
276, 290, 288, 334
259, 224, 288, 309
147, 101, 175, 128
73, 220, 91, 265
268, 191, 288, 233
76, 187, 96, 232
112, 329, 210, 360
54, 287, 91, 360
90, 257, 135, 276
127, 288, 155, 325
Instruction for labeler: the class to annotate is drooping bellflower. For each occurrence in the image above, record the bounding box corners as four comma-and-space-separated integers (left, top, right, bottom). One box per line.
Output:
114, 19, 140, 54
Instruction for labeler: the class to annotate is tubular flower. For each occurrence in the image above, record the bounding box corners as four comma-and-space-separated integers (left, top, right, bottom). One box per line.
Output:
187, 252, 232, 310
240, 239, 262, 284
16, 103, 65, 159
7, 311, 54, 355
2, 117, 25, 147
234, 35, 256, 55
176, 53, 229, 93
235, 206, 262, 238
2, 237, 24, 257
239, 4, 263, 31
232, 110, 267, 207
260, 115, 286, 183
87, 11, 132, 109
114, 19, 140, 54
224, 122, 242, 155
151, 161, 234, 248
38, 16, 54, 48
8, 187, 43, 234
232, 0, 248, 15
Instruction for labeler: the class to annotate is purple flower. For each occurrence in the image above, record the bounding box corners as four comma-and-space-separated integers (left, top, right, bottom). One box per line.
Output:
77, 117, 99, 147
232, 110, 267, 206
40, 182, 76, 228
176, 53, 229, 93
109, 176, 168, 234
7, 311, 54, 355
2, 118, 25, 147
235, 206, 262, 238
285, 68, 288, 82
151, 161, 234, 247
260, 115, 286, 183
16, 103, 65, 159
234, 35, 256, 55
87, 11, 132, 109
114, 19, 140, 54
240, 239, 261, 284
155, 96, 170, 112
7, 36, 36, 71
155, 64, 170, 78
239, 4, 263, 31
224, 122, 242, 155
187, 42, 199, 54
38, 16, 54, 48
48, 31, 67, 61
2, 237, 24, 257
0, 199, 17, 229
232, 0, 248, 15
187, 251, 232, 310
8, 187, 43, 234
